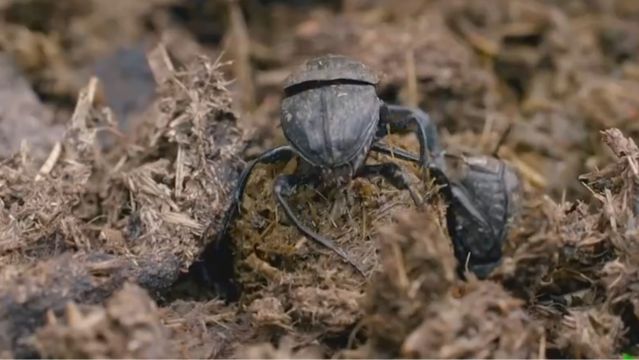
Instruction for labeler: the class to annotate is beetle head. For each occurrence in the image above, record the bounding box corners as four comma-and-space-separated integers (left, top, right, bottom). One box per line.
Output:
283, 54, 379, 93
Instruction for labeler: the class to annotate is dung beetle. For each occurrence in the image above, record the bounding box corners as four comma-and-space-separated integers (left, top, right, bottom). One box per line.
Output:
389, 150, 521, 278
200, 54, 443, 285
426, 154, 522, 279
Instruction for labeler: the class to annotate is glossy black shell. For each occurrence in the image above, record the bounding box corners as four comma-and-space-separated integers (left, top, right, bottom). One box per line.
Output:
445, 156, 521, 278
280, 55, 381, 168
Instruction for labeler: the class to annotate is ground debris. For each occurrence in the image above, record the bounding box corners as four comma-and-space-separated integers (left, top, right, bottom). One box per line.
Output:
344, 12, 491, 132
0, 0, 185, 104
233, 336, 324, 359
4, 0, 639, 357
159, 299, 251, 359
358, 208, 457, 356
0, 46, 245, 356
355, 208, 543, 358
601, 128, 639, 159
401, 280, 543, 359
556, 306, 626, 358
0, 53, 63, 160
601, 258, 639, 319
580, 129, 639, 249
248, 296, 292, 329
492, 197, 606, 299
291, 286, 363, 331
34, 283, 173, 359
492, 127, 639, 356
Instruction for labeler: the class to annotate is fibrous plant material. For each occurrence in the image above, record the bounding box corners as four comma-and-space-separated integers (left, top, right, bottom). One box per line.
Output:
35, 283, 173, 359
359, 208, 457, 356
578, 129, 639, 356
159, 298, 251, 359
0, 46, 246, 356
4, 0, 639, 357
400, 280, 544, 359
489, 128, 639, 356
556, 306, 626, 359
233, 336, 324, 359
356, 208, 543, 358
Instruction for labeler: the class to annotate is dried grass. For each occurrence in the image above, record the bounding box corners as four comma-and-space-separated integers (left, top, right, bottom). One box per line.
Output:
0, 46, 245, 356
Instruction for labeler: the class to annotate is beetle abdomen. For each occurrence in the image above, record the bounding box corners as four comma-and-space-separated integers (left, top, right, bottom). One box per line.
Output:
443, 156, 521, 279
281, 84, 379, 168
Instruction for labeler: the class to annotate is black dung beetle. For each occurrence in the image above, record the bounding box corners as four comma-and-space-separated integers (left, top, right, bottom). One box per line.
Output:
386, 149, 521, 279
431, 155, 521, 279
435, 155, 521, 279
199, 54, 443, 288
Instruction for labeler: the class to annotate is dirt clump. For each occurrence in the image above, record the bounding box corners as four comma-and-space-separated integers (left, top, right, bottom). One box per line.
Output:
361, 208, 457, 354
400, 280, 543, 359
35, 282, 172, 359
159, 298, 252, 358
234, 336, 324, 359
556, 306, 626, 359
0, 46, 246, 356
352, 209, 542, 358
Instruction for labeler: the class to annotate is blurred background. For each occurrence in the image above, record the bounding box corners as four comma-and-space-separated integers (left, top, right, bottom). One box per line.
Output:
1, 0, 639, 200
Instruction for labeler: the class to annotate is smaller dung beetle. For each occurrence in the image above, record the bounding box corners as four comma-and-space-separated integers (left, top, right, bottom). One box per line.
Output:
433, 155, 521, 278
201, 54, 443, 282
388, 150, 521, 278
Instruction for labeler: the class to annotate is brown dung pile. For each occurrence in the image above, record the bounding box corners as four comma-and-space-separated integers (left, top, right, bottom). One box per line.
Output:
1, 0, 639, 358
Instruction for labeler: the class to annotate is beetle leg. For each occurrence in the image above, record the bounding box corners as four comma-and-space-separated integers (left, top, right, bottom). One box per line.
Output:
378, 104, 442, 169
369, 143, 452, 197
212, 145, 296, 245
357, 163, 424, 207
273, 174, 366, 276
197, 145, 296, 297
370, 142, 420, 163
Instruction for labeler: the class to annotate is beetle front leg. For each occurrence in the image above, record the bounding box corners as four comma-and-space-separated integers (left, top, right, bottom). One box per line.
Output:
197, 145, 296, 298
356, 163, 423, 207
370, 142, 420, 164
378, 104, 442, 169
273, 174, 366, 276
207, 145, 296, 247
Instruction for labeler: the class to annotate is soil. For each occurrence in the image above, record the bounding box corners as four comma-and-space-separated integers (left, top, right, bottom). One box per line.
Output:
1, 0, 639, 358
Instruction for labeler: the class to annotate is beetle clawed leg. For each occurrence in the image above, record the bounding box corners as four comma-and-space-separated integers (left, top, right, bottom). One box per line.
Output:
379, 104, 442, 169
273, 174, 367, 276
370, 142, 447, 173
357, 163, 424, 208
369, 143, 452, 201
197, 145, 296, 299
371, 142, 419, 163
